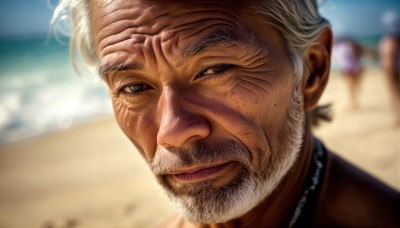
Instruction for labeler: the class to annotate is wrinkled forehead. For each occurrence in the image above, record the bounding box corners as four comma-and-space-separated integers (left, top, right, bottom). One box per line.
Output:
90, 0, 249, 49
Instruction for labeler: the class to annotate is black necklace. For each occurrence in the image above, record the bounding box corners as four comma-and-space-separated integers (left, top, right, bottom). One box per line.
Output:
289, 138, 327, 227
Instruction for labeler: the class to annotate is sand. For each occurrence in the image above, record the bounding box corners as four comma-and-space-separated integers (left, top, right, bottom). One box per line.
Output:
0, 69, 399, 228
314, 68, 399, 190
0, 119, 175, 228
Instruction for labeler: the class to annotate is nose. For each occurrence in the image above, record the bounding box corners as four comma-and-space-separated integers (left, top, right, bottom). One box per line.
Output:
157, 87, 211, 149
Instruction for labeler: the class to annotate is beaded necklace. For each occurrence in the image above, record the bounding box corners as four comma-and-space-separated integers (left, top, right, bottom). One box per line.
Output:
289, 138, 327, 227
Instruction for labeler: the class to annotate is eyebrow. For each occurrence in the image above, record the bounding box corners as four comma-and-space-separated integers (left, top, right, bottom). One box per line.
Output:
97, 62, 144, 79
183, 30, 246, 58
97, 30, 256, 78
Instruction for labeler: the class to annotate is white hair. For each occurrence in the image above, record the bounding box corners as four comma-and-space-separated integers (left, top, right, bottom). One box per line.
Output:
50, 0, 96, 73
248, 0, 330, 84
51, 0, 330, 81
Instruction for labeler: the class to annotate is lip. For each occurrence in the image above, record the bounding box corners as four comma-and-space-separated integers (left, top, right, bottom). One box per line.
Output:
171, 162, 232, 183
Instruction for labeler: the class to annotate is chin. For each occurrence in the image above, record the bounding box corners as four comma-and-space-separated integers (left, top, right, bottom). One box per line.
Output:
159, 129, 303, 224
154, 88, 305, 224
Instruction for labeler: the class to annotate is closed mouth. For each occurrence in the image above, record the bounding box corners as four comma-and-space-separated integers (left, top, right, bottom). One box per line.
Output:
172, 162, 232, 183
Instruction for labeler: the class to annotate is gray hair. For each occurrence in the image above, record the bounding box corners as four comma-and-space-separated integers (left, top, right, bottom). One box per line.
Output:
51, 0, 329, 80
248, 0, 330, 82
245, 0, 332, 127
51, 0, 96, 73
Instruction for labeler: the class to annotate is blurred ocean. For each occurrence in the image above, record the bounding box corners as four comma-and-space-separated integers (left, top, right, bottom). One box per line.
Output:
0, 36, 112, 144
0, 34, 383, 144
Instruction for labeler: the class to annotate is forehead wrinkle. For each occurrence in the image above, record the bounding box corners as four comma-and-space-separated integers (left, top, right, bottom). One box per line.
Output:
94, 0, 265, 77
96, 0, 245, 48
95, 3, 171, 47
183, 30, 241, 57
175, 28, 260, 66
97, 17, 169, 50
99, 27, 142, 56
97, 60, 144, 79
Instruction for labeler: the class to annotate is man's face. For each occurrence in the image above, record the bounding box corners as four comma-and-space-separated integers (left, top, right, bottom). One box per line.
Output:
91, 0, 305, 223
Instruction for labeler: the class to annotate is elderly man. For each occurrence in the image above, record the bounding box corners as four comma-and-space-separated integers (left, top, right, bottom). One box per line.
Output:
52, 0, 399, 227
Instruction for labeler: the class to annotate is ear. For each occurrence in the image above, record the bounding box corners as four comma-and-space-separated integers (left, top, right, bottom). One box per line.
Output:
302, 27, 333, 111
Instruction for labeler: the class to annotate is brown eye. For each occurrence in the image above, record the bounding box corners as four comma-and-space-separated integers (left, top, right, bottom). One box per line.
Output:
197, 64, 232, 79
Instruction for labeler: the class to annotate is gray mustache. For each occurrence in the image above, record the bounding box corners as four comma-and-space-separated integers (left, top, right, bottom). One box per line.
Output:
150, 140, 252, 175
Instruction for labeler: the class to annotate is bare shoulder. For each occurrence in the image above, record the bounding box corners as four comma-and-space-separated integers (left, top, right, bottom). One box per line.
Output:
315, 152, 400, 227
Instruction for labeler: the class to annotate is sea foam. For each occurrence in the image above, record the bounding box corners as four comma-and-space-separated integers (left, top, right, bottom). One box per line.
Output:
0, 36, 113, 144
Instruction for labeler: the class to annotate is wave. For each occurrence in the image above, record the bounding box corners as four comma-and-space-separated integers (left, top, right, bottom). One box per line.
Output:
0, 36, 113, 144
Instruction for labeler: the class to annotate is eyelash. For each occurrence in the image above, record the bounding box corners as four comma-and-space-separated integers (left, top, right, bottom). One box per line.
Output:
121, 83, 152, 95
196, 64, 233, 80
119, 64, 233, 95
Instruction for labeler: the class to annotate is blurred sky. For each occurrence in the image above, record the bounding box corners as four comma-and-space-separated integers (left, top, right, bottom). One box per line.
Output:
321, 0, 400, 37
0, 0, 399, 38
0, 0, 54, 38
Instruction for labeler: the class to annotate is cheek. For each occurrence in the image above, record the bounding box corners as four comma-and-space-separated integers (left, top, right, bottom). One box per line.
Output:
226, 75, 290, 127
112, 97, 158, 162
262, 85, 294, 147
227, 74, 293, 150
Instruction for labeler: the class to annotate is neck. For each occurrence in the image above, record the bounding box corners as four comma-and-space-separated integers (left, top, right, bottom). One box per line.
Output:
183, 118, 315, 228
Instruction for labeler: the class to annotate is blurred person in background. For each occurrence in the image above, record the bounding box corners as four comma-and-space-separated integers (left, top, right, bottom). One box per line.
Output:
51, 0, 400, 227
380, 10, 400, 126
332, 37, 365, 111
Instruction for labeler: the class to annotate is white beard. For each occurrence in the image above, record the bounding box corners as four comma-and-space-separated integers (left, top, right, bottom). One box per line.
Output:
151, 85, 305, 224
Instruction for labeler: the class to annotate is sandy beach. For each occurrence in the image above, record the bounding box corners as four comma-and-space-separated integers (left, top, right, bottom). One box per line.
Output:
0, 68, 399, 228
